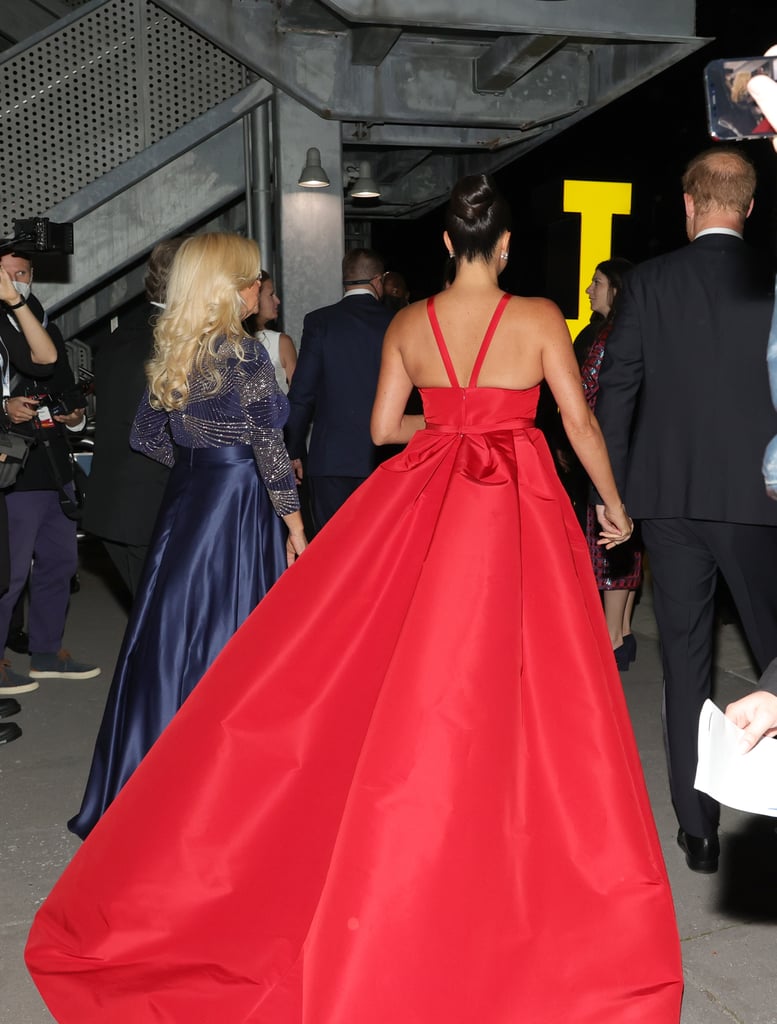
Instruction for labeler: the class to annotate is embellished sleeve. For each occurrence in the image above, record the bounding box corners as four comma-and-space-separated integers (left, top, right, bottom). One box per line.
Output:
237, 343, 300, 516
129, 388, 175, 467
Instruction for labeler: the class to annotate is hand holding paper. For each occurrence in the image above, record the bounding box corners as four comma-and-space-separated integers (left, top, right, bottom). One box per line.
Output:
695, 699, 777, 817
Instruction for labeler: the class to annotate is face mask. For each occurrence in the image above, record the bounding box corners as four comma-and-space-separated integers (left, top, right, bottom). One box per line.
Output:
12, 280, 31, 301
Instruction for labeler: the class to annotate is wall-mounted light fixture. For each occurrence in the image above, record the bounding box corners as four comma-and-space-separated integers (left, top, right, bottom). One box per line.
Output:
348, 161, 381, 199
298, 147, 330, 188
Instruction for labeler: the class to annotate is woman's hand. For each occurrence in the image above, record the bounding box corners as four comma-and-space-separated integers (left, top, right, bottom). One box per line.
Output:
5, 396, 39, 424
0, 265, 21, 306
285, 528, 307, 566
595, 502, 633, 549
748, 47, 777, 153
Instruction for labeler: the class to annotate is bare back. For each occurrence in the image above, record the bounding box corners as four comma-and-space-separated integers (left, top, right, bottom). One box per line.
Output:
391, 286, 567, 391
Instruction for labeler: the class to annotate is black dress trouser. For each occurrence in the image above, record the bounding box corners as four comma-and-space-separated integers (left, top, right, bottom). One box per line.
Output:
309, 475, 366, 535
642, 517, 777, 839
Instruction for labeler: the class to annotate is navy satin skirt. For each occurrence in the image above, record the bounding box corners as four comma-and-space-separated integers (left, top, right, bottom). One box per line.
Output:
69, 444, 287, 839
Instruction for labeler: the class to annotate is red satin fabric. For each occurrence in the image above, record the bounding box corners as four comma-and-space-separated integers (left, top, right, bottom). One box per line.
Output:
26, 383, 682, 1021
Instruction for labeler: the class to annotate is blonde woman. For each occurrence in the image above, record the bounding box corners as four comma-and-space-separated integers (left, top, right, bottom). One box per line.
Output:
68, 232, 306, 839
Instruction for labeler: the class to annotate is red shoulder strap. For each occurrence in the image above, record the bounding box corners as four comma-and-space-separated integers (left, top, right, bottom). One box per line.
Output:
427, 296, 460, 388
468, 293, 511, 387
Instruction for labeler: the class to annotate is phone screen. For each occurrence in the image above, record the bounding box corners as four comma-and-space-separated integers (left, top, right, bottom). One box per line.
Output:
705, 57, 777, 140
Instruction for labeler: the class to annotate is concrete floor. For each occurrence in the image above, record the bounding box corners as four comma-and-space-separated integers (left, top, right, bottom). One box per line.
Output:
1, 540, 777, 1023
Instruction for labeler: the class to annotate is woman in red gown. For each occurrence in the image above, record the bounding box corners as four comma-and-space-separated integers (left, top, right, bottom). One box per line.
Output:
26, 175, 682, 1023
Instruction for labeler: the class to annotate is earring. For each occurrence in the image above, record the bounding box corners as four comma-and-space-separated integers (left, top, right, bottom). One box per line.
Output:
499, 252, 509, 261
447, 251, 454, 258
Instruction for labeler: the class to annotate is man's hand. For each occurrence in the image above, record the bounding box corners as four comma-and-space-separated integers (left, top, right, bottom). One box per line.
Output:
725, 691, 777, 752
5, 397, 38, 424
54, 408, 86, 429
291, 458, 304, 484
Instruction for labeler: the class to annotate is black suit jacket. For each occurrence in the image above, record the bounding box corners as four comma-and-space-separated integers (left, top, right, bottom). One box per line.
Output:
596, 233, 777, 526
285, 293, 393, 477
81, 303, 170, 546
0, 295, 68, 491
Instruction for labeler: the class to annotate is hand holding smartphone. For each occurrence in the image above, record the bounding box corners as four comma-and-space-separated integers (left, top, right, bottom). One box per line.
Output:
705, 56, 777, 140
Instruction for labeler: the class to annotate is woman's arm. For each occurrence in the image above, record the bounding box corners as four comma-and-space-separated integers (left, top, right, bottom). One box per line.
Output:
239, 343, 307, 562
129, 390, 175, 466
540, 302, 631, 545
279, 333, 297, 386
0, 267, 57, 365
748, 49, 777, 153
371, 320, 424, 445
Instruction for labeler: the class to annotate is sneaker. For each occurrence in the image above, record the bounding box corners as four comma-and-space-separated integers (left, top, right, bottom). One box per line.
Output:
0, 721, 21, 744
0, 659, 39, 695
0, 697, 21, 718
29, 649, 101, 680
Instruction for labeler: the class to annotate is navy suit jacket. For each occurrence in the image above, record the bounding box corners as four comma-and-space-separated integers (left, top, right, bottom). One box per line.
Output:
285, 293, 393, 477
596, 234, 777, 526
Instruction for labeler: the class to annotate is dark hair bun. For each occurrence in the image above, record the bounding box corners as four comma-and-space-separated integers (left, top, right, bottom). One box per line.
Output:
450, 176, 498, 223
445, 174, 511, 264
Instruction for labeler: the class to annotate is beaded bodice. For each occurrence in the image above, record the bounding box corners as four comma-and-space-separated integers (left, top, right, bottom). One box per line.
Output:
131, 336, 299, 516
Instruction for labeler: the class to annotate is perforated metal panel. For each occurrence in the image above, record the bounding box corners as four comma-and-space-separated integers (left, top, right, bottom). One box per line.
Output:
0, 0, 252, 237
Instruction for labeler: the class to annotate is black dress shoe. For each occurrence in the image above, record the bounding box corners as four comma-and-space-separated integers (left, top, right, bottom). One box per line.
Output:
0, 720, 21, 744
5, 627, 29, 654
0, 697, 21, 719
677, 827, 719, 873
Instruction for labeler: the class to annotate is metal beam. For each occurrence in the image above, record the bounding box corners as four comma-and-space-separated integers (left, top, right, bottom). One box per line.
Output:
341, 121, 552, 150
50, 206, 247, 340
153, 0, 592, 127
475, 34, 566, 94
351, 26, 401, 66
36, 121, 249, 317
153, 0, 703, 131
318, 0, 696, 39
4, 0, 71, 47
46, 79, 272, 221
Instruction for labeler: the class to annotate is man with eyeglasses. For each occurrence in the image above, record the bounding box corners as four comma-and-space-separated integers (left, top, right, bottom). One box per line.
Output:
286, 248, 393, 531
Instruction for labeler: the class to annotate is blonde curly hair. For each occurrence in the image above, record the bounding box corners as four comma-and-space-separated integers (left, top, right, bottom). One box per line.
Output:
147, 233, 262, 410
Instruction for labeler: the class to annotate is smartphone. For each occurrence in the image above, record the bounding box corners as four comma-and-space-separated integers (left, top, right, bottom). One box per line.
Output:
704, 57, 777, 140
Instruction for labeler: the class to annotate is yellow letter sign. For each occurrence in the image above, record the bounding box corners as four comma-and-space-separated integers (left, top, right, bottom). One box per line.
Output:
563, 180, 632, 339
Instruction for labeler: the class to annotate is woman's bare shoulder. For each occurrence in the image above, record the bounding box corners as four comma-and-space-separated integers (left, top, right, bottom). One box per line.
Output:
505, 294, 565, 320
385, 299, 430, 339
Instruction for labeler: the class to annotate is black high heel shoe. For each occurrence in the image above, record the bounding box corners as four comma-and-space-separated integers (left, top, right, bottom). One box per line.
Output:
614, 644, 630, 672
622, 633, 637, 664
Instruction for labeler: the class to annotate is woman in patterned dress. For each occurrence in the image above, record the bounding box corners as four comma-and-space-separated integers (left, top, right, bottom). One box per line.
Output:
580, 257, 641, 671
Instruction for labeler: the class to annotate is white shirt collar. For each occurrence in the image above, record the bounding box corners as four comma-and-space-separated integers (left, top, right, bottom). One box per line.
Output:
694, 227, 743, 240
343, 288, 376, 298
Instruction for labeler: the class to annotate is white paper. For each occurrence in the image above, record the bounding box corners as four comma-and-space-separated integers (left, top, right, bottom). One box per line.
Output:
694, 699, 777, 817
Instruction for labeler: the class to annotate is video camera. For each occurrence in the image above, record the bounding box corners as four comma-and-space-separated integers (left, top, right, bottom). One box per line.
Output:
25, 370, 94, 428
0, 218, 74, 257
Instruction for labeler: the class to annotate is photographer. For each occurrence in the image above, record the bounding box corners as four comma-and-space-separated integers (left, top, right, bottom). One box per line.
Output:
0, 252, 99, 691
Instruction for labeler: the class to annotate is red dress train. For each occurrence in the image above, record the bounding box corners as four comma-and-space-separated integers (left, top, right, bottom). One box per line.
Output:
26, 295, 682, 1022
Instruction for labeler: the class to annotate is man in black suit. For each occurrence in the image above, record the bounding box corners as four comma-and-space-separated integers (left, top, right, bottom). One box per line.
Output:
285, 248, 393, 532
595, 148, 777, 874
82, 239, 182, 596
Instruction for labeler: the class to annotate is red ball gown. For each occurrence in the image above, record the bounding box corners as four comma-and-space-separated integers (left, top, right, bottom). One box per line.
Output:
26, 295, 682, 1022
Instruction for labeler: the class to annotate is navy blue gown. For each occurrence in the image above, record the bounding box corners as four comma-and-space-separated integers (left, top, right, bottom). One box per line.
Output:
69, 336, 299, 839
